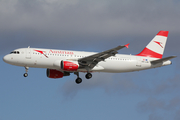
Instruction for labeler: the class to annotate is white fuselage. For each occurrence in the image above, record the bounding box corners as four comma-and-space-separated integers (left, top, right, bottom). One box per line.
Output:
3, 48, 171, 73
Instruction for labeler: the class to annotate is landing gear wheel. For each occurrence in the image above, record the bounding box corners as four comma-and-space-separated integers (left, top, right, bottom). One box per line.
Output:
75, 78, 82, 84
85, 73, 92, 79
24, 73, 28, 77
24, 67, 29, 77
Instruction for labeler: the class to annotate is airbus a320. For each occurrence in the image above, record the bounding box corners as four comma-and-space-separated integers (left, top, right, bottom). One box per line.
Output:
3, 31, 176, 84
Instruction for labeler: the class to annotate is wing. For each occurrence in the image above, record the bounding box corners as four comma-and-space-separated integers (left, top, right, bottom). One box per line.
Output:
151, 56, 177, 65
78, 43, 129, 70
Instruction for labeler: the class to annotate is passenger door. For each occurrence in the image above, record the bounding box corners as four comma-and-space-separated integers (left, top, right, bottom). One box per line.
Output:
26, 48, 31, 59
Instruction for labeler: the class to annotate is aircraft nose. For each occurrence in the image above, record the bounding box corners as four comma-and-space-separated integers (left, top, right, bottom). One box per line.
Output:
3, 55, 10, 63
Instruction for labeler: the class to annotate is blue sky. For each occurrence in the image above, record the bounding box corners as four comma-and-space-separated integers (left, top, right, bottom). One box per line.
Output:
1, 0, 180, 120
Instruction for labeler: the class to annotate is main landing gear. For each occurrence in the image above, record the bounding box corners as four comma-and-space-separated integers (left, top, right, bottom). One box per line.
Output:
74, 72, 92, 84
23, 67, 29, 77
74, 72, 82, 84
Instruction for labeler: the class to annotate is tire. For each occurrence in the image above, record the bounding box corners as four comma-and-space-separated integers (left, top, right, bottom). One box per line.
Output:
75, 78, 82, 84
23, 73, 28, 77
85, 73, 92, 79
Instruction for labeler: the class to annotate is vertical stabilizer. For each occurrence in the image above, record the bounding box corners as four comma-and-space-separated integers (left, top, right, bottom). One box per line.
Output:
136, 31, 169, 58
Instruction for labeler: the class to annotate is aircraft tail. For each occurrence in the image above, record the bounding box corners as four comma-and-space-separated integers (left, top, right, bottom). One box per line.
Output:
136, 31, 169, 58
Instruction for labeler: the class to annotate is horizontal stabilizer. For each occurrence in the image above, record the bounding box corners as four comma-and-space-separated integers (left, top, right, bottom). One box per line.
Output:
151, 56, 177, 64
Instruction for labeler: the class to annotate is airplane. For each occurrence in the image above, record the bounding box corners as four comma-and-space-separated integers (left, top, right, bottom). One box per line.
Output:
3, 31, 176, 84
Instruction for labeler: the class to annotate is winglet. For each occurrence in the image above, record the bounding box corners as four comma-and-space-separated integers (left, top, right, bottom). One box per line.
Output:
124, 43, 130, 48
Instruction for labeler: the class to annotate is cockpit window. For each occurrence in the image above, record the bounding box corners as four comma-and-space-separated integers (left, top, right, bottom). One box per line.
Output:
10, 51, 15, 54
10, 51, 20, 54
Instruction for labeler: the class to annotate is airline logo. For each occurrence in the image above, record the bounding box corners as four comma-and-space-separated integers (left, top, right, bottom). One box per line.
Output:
34, 49, 74, 58
154, 41, 163, 48
34, 50, 49, 58
49, 50, 74, 55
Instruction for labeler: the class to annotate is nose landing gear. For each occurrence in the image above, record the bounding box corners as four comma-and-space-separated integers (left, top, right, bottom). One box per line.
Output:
23, 67, 29, 77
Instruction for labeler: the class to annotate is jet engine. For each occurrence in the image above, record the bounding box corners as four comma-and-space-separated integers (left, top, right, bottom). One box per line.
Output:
61, 60, 79, 71
46, 69, 70, 79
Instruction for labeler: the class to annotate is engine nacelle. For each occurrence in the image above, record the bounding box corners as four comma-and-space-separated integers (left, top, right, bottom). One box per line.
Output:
46, 69, 70, 79
61, 60, 79, 71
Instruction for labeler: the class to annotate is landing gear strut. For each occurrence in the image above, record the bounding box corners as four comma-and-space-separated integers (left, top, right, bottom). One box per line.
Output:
23, 67, 29, 77
74, 72, 82, 84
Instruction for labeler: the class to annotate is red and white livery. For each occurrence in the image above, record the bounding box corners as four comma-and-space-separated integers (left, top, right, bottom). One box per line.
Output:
3, 31, 176, 84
